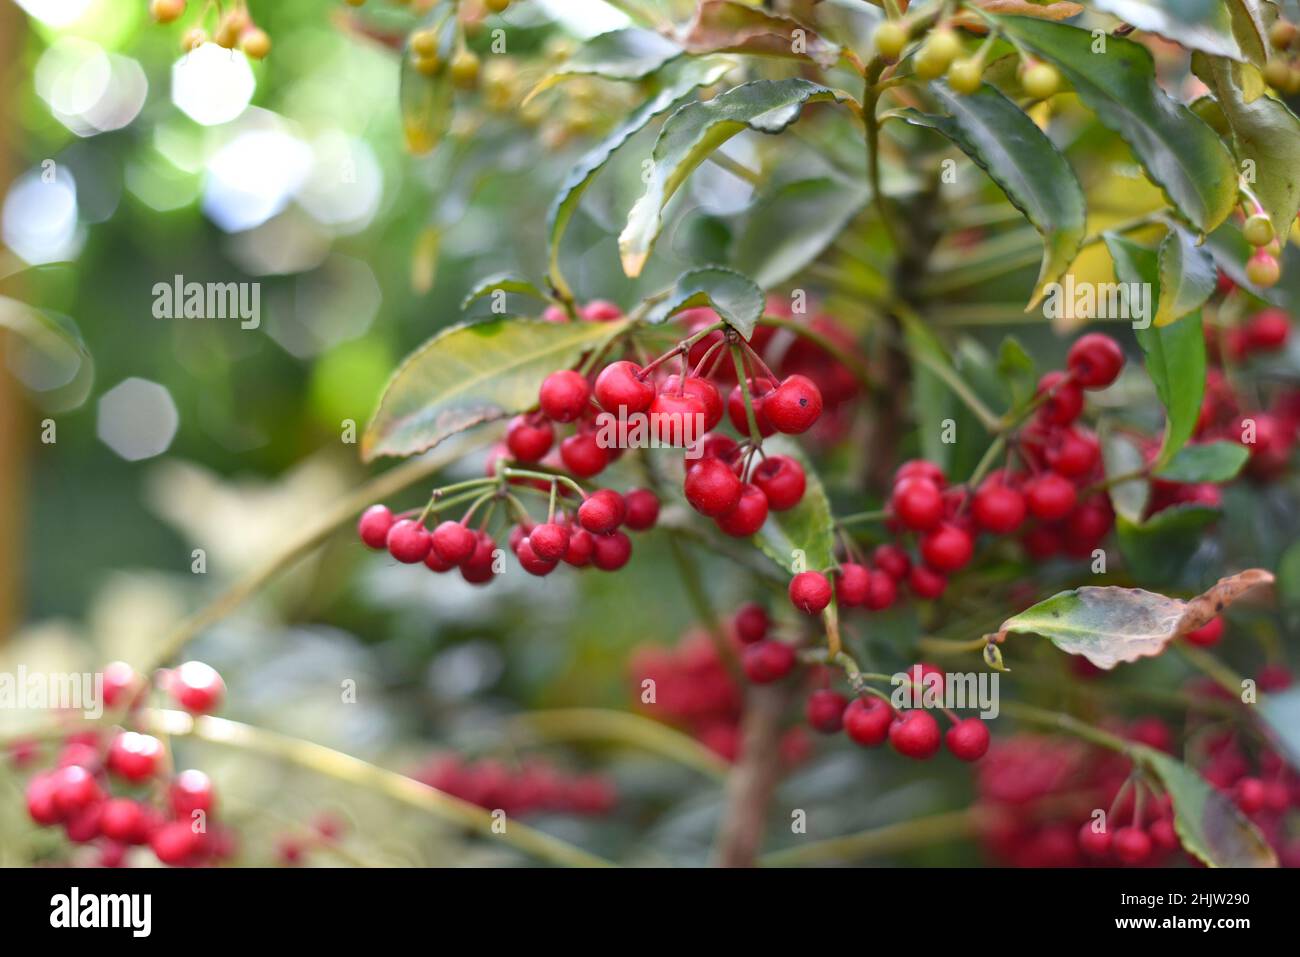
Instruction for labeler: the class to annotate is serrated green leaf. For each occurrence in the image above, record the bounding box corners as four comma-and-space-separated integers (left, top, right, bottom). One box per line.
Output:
362, 318, 627, 461
753, 438, 836, 574
619, 78, 847, 277
461, 274, 547, 310
1137, 747, 1277, 866
678, 0, 841, 69
1091, 0, 1244, 60
1106, 234, 1206, 468
644, 266, 764, 338
546, 57, 733, 300
896, 82, 1086, 308
1155, 225, 1217, 327
526, 27, 684, 102
731, 177, 869, 290
1155, 441, 1250, 482
994, 16, 1237, 232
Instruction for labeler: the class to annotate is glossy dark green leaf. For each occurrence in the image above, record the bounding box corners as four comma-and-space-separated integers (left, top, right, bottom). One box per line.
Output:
731, 177, 868, 289
1092, 0, 1244, 60
1155, 441, 1250, 482
620, 78, 847, 277
1116, 505, 1220, 584
644, 266, 764, 339
1155, 225, 1217, 328
754, 438, 836, 574
996, 336, 1036, 407
994, 16, 1237, 232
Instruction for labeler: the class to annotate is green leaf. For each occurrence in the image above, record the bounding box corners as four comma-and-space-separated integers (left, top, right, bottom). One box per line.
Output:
991, 569, 1274, 669
1195, 54, 1300, 240
1155, 441, 1250, 482
644, 266, 764, 339
996, 336, 1036, 408
1259, 687, 1300, 772
1100, 425, 1150, 524
1277, 540, 1300, 613
461, 274, 548, 310
0, 295, 89, 363
678, 0, 841, 69
619, 78, 847, 278
731, 177, 869, 290
526, 27, 684, 101
1116, 505, 1220, 585
1137, 747, 1277, 867
753, 438, 836, 574
1155, 225, 1217, 327
896, 82, 1086, 308
1106, 234, 1206, 468
1091, 0, 1245, 60
362, 317, 628, 461
546, 57, 733, 300
994, 16, 1237, 233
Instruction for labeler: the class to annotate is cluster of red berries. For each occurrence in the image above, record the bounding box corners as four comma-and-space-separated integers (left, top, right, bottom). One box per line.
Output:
18, 660, 231, 867
411, 754, 616, 816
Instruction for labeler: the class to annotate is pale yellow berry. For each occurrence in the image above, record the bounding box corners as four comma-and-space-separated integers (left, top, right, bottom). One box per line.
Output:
411, 29, 439, 58
240, 28, 271, 60
1246, 252, 1281, 287
485, 0, 510, 12
873, 21, 908, 61
923, 28, 961, 67
1244, 213, 1275, 248
947, 58, 983, 95
1264, 58, 1292, 90
181, 27, 207, 52
1021, 62, 1060, 99
1270, 19, 1296, 50
450, 49, 480, 89
150, 0, 186, 24
413, 53, 441, 76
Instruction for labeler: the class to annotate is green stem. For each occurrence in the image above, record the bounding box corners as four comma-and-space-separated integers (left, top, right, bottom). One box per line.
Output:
759, 807, 984, 867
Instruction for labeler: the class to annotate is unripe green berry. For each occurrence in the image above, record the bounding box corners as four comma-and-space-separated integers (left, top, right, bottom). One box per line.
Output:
947, 58, 983, 95
1244, 213, 1275, 247
924, 27, 961, 66
1021, 62, 1060, 99
873, 21, 908, 61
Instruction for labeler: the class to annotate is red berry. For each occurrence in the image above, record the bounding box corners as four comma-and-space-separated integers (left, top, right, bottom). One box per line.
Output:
559, 432, 609, 477
151, 820, 201, 866
563, 528, 594, 566
387, 519, 432, 563
506, 415, 554, 462
170, 660, 225, 714
431, 520, 476, 565
752, 454, 806, 510
538, 369, 590, 422
919, 523, 973, 573
648, 390, 707, 446
895, 459, 946, 487
843, 697, 894, 747
170, 769, 215, 818
733, 603, 769, 643
972, 481, 1027, 534
908, 565, 947, 599
102, 660, 137, 709
25, 772, 63, 825
662, 375, 723, 431
53, 765, 102, 815
579, 299, 623, 322
623, 488, 660, 530
358, 505, 395, 549
1236, 777, 1266, 814
891, 476, 944, 531
1046, 427, 1101, 478
64, 803, 103, 843
100, 798, 147, 844
528, 522, 570, 562
873, 544, 911, 581
835, 563, 871, 606
1183, 616, 1224, 647
861, 569, 897, 611
889, 710, 942, 759
716, 483, 769, 537
1077, 822, 1112, 859
1244, 308, 1290, 352
763, 374, 823, 434
594, 360, 655, 414
726, 377, 776, 436
591, 530, 632, 571
1149, 817, 1178, 851
944, 718, 990, 761
424, 547, 457, 574
684, 458, 743, 517
1067, 333, 1125, 389
741, 640, 796, 683
1036, 371, 1085, 425
1112, 826, 1152, 865
578, 489, 625, 533
1024, 472, 1078, 521
789, 571, 832, 615
700, 432, 739, 462
516, 537, 558, 576
107, 731, 164, 782
459, 532, 499, 584
806, 690, 849, 733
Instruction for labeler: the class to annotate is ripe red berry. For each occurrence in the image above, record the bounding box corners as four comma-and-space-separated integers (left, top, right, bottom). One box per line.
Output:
563, 528, 594, 566
102, 660, 137, 709
460, 532, 499, 584
843, 697, 894, 747
358, 505, 396, 549
387, 519, 432, 563
538, 369, 590, 422
170, 769, 215, 818
1183, 616, 1224, 647
908, 565, 947, 599
528, 522, 570, 562
424, 547, 457, 574
1024, 472, 1078, 521
861, 569, 897, 611
1236, 777, 1267, 814
1148, 817, 1178, 851
1045, 427, 1100, 477
684, 458, 743, 517
579, 299, 623, 322
919, 523, 973, 573
944, 718, 990, 761
151, 820, 201, 866
764, 374, 823, 434
835, 563, 871, 606
594, 360, 655, 414
752, 454, 806, 510
107, 731, 164, 782
891, 476, 945, 531
888, 710, 942, 759
741, 640, 796, 683
99, 798, 147, 844
806, 690, 849, 733
873, 544, 911, 581
789, 570, 832, 615
623, 488, 660, 530
431, 520, 476, 565
1112, 826, 1152, 865
895, 459, 946, 487
1036, 371, 1085, 425
1067, 333, 1125, 389
972, 481, 1027, 534
1077, 822, 1112, 859
662, 375, 723, 431
716, 483, 769, 537
578, 489, 625, 533
1244, 308, 1290, 352
25, 772, 63, 825
726, 377, 776, 436
506, 415, 554, 462
170, 660, 226, 714
648, 390, 707, 446
52, 765, 102, 815
733, 603, 769, 643
516, 537, 558, 576
559, 432, 610, 477
591, 530, 632, 571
